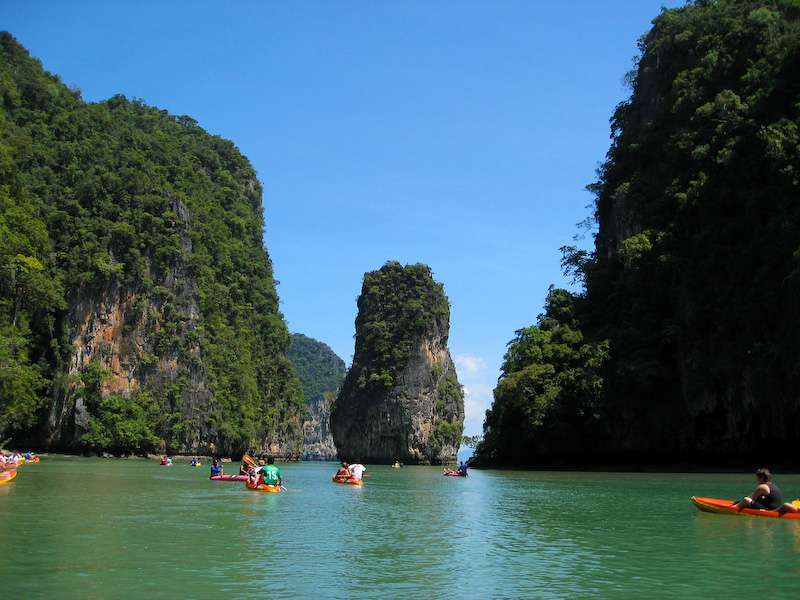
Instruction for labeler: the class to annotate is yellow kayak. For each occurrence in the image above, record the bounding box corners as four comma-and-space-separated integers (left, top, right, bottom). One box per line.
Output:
0, 470, 17, 484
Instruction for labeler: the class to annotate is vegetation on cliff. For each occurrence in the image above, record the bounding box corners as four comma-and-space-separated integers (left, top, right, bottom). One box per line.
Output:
332, 262, 463, 464
0, 33, 303, 454
288, 333, 345, 459
341, 261, 450, 395
288, 333, 345, 407
476, 0, 800, 466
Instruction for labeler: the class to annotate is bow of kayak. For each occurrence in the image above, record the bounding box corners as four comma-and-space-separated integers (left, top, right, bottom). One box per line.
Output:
0, 469, 17, 484
691, 496, 800, 519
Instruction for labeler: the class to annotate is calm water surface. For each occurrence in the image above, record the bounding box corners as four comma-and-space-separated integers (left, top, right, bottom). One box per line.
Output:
2, 457, 800, 598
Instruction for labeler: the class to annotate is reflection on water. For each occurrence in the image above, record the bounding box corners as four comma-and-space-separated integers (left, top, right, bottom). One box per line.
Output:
2, 459, 800, 598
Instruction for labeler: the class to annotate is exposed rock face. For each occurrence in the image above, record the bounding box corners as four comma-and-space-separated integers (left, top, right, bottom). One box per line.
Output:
287, 333, 345, 460
46, 227, 211, 453
301, 392, 337, 460
331, 262, 464, 464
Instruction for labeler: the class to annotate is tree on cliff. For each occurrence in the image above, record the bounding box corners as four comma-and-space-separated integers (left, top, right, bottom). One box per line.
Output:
476, 0, 800, 466
0, 33, 304, 455
331, 262, 464, 464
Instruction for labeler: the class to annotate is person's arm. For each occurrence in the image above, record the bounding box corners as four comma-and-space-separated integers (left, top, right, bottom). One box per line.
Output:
750, 483, 770, 501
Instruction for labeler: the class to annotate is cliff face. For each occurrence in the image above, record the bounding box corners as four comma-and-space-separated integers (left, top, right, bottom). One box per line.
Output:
331, 262, 464, 464
0, 33, 304, 456
476, 0, 800, 467
287, 333, 345, 460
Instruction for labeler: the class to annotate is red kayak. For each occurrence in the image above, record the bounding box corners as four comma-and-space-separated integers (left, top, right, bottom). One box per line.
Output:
691, 496, 800, 519
443, 470, 467, 477
210, 474, 248, 482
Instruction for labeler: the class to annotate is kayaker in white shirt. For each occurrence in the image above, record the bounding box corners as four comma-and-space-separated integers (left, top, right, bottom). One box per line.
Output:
349, 463, 366, 481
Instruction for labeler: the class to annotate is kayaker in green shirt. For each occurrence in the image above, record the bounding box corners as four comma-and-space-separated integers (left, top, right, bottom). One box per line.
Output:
257, 457, 282, 487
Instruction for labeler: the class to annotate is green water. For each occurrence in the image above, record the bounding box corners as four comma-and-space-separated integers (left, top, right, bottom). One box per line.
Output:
2, 457, 800, 598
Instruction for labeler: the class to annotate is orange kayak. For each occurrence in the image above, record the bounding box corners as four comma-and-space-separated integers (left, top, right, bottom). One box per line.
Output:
332, 476, 363, 486
0, 470, 17, 484
246, 482, 282, 493
691, 496, 800, 519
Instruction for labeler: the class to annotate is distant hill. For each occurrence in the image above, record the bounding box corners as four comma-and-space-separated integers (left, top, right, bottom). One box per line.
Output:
288, 333, 345, 460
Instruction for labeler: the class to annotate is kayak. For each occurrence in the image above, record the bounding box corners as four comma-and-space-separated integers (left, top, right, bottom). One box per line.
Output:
246, 482, 282, 493
210, 474, 248, 482
332, 476, 363, 486
443, 471, 467, 477
691, 496, 800, 519
0, 470, 17, 484
192, 463, 202, 467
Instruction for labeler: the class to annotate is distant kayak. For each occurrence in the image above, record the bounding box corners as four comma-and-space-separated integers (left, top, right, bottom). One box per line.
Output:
0, 470, 17, 484
443, 470, 466, 477
332, 476, 363, 486
691, 496, 800, 519
210, 474, 248, 482
246, 482, 282, 493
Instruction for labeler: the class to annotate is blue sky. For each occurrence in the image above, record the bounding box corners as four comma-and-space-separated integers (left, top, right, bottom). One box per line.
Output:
3, 0, 684, 437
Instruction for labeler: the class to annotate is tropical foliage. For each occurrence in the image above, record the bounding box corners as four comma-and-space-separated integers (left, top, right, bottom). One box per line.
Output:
476, 0, 800, 465
288, 333, 346, 407
0, 33, 303, 453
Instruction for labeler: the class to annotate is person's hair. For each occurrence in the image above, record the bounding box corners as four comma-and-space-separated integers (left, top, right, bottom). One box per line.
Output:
756, 467, 772, 482
267, 456, 275, 465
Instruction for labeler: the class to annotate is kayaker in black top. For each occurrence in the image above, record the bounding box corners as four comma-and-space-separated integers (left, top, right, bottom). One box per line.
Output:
732, 468, 782, 511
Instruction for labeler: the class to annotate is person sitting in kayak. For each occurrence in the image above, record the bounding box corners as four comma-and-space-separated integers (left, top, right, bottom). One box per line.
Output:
191, 456, 199, 467
256, 457, 282, 487
732, 468, 782, 511
334, 462, 351, 480
210, 459, 222, 477
349, 462, 366, 482
457, 461, 468, 476
249, 459, 265, 486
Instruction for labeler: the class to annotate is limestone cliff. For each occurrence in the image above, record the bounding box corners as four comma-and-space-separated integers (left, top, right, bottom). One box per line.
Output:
0, 34, 304, 456
287, 333, 345, 460
331, 262, 464, 464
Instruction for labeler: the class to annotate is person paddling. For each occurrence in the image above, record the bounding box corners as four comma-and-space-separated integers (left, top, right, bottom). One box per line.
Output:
349, 462, 366, 482
732, 468, 782, 511
256, 457, 282, 487
210, 459, 222, 477
457, 461, 468, 476
334, 462, 351, 480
